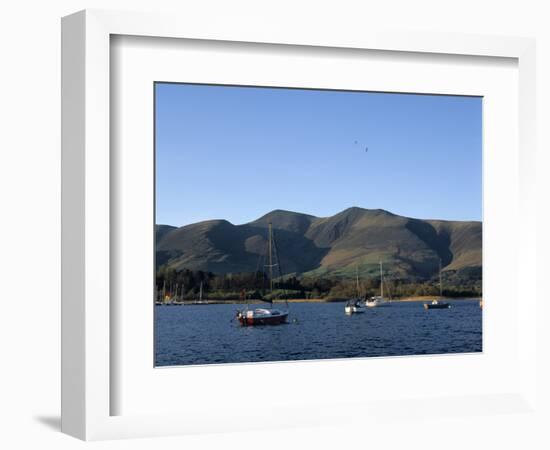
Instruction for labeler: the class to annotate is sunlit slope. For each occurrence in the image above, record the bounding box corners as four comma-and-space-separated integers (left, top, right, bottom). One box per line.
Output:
156, 207, 481, 281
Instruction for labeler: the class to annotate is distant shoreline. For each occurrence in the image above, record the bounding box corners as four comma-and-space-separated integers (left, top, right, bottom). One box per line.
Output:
156, 296, 481, 306
279, 296, 481, 303
390, 296, 480, 302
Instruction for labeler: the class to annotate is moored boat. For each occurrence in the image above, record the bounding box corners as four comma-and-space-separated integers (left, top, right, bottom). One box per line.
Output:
237, 308, 288, 325
194, 281, 209, 305
345, 299, 365, 314
345, 266, 365, 314
236, 222, 289, 326
365, 261, 391, 307
366, 296, 391, 307
423, 260, 450, 310
424, 299, 451, 309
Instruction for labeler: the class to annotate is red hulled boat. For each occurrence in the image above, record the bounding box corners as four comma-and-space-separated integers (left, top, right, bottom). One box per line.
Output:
237, 308, 288, 326
236, 222, 289, 326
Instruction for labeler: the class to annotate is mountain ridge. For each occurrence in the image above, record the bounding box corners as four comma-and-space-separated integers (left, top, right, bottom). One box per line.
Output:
156, 207, 482, 281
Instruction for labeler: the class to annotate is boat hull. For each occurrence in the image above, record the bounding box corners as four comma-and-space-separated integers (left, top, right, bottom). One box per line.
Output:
345, 306, 364, 314
237, 311, 288, 326
366, 296, 391, 308
424, 303, 451, 309
365, 301, 391, 308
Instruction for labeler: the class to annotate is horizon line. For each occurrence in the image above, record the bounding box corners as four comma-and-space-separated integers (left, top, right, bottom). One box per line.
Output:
155, 206, 483, 229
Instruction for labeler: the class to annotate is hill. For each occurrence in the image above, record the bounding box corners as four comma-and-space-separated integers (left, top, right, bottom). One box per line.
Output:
156, 207, 482, 282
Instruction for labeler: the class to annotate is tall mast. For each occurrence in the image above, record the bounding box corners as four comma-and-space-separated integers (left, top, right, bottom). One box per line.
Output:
356, 266, 360, 297
268, 222, 273, 293
439, 259, 443, 297
380, 261, 383, 298
199, 281, 203, 301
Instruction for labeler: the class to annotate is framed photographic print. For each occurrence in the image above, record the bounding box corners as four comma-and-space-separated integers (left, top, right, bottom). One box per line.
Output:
62, 9, 539, 442
153, 82, 483, 367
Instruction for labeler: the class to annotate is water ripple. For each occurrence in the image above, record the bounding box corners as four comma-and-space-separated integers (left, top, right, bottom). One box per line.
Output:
155, 300, 482, 366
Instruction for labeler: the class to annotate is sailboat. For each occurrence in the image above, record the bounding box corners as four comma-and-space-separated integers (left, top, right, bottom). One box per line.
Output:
365, 261, 391, 307
236, 222, 289, 326
155, 285, 162, 306
345, 266, 365, 314
194, 281, 208, 305
173, 283, 184, 305
424, 259, 450, 309
156, 279, 167, 305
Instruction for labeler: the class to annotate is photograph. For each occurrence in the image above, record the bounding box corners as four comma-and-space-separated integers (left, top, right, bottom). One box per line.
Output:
154, 82, 483, 367
2, 0, 541, 445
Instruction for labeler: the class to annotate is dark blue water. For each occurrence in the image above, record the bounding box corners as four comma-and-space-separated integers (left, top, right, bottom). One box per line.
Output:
155, 300, 482, 366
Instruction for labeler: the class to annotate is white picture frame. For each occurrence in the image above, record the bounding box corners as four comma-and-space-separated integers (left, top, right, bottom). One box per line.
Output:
61, 9, 538, 441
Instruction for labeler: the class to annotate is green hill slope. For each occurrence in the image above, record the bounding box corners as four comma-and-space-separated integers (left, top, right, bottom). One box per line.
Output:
156, 207, 482, 281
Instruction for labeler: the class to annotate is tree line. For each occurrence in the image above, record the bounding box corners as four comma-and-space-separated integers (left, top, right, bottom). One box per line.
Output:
155, 266, 482, 301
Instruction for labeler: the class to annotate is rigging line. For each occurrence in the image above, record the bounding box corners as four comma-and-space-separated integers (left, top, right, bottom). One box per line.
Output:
262, 241, 269, 301
271, 228, 282, 278
254, 235, 268, 298
271, 228, 289, 307
254, 242, 263, 273
383, 272, 392, 300
268, 223, 274, 294
259, 236, 271, 302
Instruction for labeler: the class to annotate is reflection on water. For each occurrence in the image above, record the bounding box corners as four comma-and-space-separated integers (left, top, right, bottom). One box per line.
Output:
155, 300, 482, 367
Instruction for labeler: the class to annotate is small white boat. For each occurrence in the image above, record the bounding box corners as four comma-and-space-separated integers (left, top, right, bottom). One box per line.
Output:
345, 267, 365, 314
365, 262, 391, 307
423, 260, 450, 309
345, 300, 365, 314
365, 295, 390, 308
194, 281, 209, 305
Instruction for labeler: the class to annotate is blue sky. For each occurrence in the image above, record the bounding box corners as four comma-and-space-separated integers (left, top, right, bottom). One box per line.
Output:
155, 83, 482, 227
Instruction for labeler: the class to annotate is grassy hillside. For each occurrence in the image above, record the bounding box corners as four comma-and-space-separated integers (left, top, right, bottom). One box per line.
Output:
156, 207, 482, 282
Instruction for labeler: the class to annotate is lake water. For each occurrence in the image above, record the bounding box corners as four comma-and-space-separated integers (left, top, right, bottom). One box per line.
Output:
155, 300, 482, 366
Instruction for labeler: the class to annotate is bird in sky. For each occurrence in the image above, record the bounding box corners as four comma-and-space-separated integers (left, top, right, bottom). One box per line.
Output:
354, 140, 369, 152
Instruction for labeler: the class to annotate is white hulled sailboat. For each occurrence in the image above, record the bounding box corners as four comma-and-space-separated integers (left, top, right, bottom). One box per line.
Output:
366, 261, 391, 307
424, 259, 450, 309
345, 266, 365, 314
